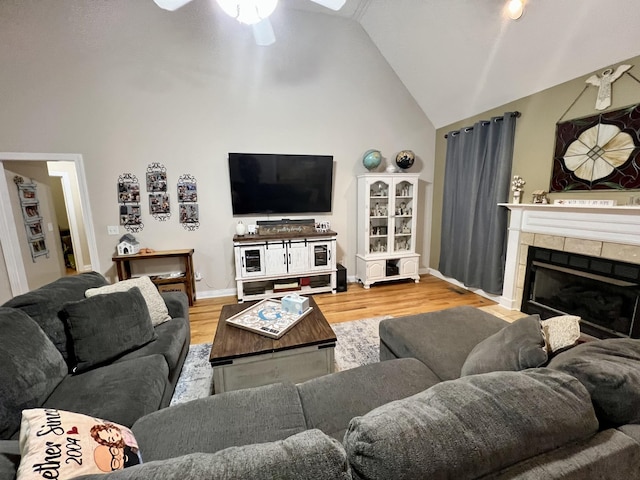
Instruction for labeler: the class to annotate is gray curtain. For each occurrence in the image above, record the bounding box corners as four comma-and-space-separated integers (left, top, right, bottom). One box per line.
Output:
438, 112, 517, 295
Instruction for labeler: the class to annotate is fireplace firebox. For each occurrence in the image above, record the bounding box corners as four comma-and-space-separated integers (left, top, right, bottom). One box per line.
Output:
521, 247, 640, 339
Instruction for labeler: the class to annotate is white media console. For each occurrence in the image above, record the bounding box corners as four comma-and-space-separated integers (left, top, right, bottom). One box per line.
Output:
233, 229, 337, 302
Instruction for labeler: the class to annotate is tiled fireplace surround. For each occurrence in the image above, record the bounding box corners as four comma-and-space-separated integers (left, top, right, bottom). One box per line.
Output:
500, 204, 640, 310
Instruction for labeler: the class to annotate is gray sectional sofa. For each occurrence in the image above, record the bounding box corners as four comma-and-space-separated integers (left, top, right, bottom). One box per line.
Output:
0, 272, 190, 477
4, 297, 640, 479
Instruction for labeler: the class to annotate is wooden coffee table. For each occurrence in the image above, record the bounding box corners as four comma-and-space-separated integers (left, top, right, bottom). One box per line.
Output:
209, 296, 337, 394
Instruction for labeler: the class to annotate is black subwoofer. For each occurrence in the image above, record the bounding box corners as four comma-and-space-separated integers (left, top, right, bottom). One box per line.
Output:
336, 264, 347, 292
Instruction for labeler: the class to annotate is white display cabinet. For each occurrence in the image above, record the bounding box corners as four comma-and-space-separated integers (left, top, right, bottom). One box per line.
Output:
356, 173, 420, 288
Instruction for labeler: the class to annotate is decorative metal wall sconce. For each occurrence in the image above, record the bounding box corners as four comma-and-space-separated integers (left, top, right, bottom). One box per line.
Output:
177, 173, 199, 231
147, 163, 170, 221
118, 173, 144, 233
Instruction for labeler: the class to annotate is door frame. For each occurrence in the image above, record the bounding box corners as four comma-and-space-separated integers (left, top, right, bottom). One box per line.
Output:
0, 152, 100, 296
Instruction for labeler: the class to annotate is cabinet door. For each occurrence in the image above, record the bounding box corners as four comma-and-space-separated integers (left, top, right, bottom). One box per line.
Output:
239, 245, 265, 277
366, 178, 391, 255
391, 177, 418, 254
264, 242, 288, 275
309, 240, 333, 271
287, 241, 310, 274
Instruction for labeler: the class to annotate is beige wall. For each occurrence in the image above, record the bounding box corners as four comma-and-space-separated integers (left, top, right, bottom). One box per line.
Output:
431, 54, 640, 269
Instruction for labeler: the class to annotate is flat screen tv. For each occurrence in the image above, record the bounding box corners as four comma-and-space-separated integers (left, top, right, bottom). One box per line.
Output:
228, 153, 334, 215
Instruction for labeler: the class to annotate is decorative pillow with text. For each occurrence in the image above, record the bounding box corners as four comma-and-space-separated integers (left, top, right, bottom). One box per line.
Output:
17, 409, 141, 480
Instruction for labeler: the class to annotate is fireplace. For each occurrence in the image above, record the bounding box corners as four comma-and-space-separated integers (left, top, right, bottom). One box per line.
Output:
521, 247, 640, 339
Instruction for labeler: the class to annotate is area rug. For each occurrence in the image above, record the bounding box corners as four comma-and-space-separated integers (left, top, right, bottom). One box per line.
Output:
170, 315, 393, 406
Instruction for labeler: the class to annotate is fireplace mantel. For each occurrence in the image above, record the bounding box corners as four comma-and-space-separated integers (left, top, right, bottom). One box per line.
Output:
499, 203, 640, 310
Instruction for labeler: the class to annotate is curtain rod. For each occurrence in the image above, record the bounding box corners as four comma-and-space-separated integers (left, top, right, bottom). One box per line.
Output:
444, 111, 521, 138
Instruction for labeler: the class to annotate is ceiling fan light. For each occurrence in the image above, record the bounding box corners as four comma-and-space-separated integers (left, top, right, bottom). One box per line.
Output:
506, 0, 524, 20
153, 0, 193, 11
216, 0, 278, 25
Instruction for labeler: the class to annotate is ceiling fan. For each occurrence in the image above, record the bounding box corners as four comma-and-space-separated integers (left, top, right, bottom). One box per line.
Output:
153, 0, 346, 46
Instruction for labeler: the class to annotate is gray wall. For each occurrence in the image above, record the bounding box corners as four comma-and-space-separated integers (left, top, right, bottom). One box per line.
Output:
0, 0, 436, 297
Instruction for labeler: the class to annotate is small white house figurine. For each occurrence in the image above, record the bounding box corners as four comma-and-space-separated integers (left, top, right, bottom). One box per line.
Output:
117, 234, 140, 255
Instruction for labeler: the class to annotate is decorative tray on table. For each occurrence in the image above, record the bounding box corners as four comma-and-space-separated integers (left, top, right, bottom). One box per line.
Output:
225, 299, 313, 339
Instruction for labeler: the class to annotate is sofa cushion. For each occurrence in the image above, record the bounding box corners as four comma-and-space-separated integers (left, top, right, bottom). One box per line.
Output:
297, 358, 440, 441
379, 306, 508, 380
1, 272, 109, 362
85, 276, 171, 326
487, 428, 640, 480
72, 429, 351, 480
461, 314, 547, 376
548, 338, 640, 426
343, 369, 598, 480
42, 354, 169, 428
116, 316, 189, 381
132, 382, 307, 461
17, 408, 141, 479
63, 288, 157, 373
0, 308, 68, 440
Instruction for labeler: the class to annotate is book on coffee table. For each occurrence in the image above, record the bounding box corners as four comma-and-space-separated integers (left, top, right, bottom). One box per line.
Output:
225, 298, 313, 339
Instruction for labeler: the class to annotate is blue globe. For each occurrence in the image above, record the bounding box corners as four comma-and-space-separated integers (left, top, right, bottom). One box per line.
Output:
363, 149, 382, 171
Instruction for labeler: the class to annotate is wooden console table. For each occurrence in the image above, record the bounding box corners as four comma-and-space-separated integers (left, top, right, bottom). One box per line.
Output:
112, 248, 196, 306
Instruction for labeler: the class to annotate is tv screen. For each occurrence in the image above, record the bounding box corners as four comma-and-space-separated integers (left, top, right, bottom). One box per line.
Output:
228, 153, 334, 215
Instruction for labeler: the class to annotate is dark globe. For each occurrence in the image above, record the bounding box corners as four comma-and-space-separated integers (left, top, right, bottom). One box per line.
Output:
395, 150, 415, 170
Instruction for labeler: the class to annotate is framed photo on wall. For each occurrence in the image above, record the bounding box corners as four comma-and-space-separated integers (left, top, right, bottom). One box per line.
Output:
29, 238, 48, 259
22, 203, 40, 220
26, 220, 44, 239
18, 184, 37, 202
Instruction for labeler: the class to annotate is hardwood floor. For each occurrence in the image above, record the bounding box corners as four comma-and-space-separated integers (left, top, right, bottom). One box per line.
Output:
189, 274, 525, 345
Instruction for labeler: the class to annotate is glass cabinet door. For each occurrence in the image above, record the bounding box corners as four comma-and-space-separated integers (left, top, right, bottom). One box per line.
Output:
240, 246, 265, 277
368, 180, 390, 255
392, 179, 415, 253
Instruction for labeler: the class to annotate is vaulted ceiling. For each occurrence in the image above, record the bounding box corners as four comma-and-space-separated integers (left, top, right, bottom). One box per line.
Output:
286, 0, 640, 128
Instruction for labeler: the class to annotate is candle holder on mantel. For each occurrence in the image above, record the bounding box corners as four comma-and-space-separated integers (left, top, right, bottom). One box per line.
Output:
511, 175, 526, 204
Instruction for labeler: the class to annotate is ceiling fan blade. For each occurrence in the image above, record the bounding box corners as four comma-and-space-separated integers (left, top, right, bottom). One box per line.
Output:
308, 0, 346, 11
252, 19, 276, 46
153, 0, 193, 11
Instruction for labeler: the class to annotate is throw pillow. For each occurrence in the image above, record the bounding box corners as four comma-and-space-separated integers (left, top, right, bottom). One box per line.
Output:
540, 315, 581, 353
547, 338, 640, 426
85, 276, 171, 326
71, 430, 351, 480
343, 369, 598, 480
0, 308, 68, 440
17, 408, 141, 479
460, 314, 547, 376
63, 288, 157, 373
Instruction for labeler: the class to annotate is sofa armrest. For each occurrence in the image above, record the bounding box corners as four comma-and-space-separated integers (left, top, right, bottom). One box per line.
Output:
0, 440, 20, 480
161, 292, 189, 320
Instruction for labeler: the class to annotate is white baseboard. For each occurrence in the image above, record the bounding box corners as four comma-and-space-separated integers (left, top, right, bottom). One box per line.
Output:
427, 268, 504, 305
194, 288, 237, 300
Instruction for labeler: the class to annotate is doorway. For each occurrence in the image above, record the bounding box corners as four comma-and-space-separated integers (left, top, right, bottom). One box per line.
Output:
0, 152, 101, 297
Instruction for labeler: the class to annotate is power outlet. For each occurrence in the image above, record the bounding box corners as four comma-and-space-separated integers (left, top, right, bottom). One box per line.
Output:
107, 226, 119, 236
195, 272, 203, 281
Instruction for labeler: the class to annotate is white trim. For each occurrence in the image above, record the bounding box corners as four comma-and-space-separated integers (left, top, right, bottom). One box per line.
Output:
0, 152, 100, 296
427, 268, 502, 303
